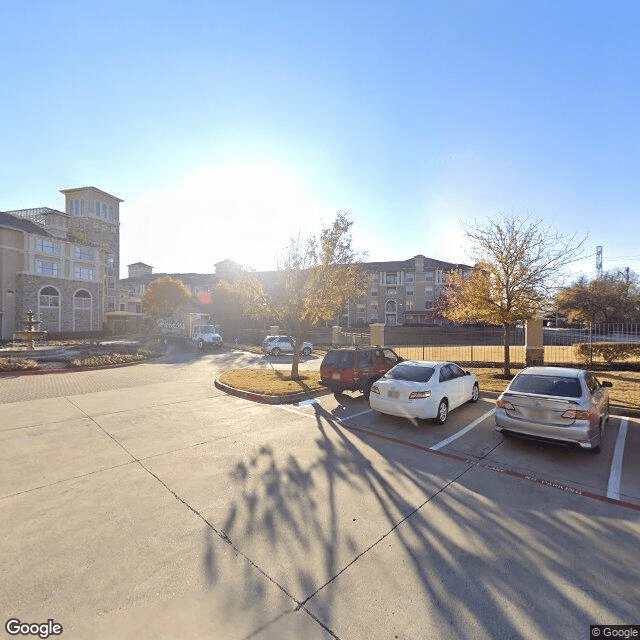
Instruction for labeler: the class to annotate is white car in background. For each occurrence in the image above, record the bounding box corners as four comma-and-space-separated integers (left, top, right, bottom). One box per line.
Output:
261, 335, 313, 356
369, 360, 480, 424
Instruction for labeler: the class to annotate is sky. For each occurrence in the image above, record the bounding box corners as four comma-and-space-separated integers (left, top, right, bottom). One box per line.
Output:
1, 0, 639, 280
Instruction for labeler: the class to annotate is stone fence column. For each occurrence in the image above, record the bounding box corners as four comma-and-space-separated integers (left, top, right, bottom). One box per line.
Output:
370, 323, 385, 347
525, 316, 544, 366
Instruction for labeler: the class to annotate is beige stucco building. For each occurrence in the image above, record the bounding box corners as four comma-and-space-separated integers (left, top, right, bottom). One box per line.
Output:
0, 186, 122, 340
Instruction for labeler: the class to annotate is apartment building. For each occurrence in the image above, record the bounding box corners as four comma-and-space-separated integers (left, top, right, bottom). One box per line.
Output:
0, 186, 122, 340
118, 255, 473, 333
345, 255, 474, 327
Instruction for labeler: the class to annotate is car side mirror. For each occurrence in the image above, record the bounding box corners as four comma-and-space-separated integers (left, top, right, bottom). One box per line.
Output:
465, 371, 471, 376
601, 381, 613, 388
397, 356, 404, 363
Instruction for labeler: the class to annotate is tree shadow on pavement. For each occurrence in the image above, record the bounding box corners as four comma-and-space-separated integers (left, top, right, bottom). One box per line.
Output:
201, 401, 640, 639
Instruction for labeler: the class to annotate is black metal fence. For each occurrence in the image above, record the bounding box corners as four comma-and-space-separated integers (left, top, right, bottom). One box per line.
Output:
386, 323, 640, 368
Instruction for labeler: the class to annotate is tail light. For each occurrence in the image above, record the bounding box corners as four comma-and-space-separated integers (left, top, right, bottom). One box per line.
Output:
561, 409, 594, 420
496, 398, 515, 410
409, 390, 431, 399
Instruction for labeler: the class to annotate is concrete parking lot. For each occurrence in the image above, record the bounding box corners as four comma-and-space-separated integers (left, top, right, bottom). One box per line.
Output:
1, 350, 639, 639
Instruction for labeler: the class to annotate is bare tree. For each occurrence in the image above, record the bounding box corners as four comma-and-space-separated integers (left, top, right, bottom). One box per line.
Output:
225, 212, 369, 379
442, 213, 586, 376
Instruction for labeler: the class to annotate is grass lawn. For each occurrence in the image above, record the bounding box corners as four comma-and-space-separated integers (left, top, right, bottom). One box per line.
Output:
220, 363, 640, 409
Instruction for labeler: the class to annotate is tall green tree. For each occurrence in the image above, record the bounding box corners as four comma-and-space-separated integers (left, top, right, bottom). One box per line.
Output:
225, 211, 369, 379
441, 213, 585, 376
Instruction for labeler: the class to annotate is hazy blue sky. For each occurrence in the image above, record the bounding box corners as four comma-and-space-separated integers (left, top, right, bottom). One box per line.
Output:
1, 0, 638, 279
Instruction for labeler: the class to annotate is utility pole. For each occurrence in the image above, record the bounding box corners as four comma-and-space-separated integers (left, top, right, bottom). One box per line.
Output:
596, 246, 603, 279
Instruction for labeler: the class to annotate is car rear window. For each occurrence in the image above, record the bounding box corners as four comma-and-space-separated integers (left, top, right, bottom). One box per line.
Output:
385, 364, 434, 383
509, 374, 582, 398
322, 350, 355, 367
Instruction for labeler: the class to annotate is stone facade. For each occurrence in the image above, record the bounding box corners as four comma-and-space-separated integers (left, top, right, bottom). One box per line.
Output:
0, 187, 121, 340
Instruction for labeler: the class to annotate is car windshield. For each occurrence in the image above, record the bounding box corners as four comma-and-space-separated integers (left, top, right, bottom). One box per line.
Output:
196, 326, 216, 333
385, 364, 434, 383
323, 351, 355, 367
509, 374, 581, 398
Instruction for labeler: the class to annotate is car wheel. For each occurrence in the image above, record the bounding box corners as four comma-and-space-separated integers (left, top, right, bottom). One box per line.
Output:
470, 382, 480, 403
302, 347, 312, 356
271, 347, 281, 356
434, 399, 448, 424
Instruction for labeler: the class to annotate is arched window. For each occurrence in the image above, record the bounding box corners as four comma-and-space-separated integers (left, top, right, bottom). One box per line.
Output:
74, 289, 92, 309
39, 286, 60, 308
385, 300, 397, 326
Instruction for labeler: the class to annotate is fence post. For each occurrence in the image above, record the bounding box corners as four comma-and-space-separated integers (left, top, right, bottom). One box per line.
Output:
525, 316, 544, 366
370, 323, 385, 347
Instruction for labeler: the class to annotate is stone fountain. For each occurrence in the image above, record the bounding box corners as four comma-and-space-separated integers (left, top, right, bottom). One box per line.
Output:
13, 310, 47, 349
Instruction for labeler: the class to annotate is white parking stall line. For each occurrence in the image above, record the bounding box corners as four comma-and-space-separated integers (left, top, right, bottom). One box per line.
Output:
607, 418, 629, 500
430, 409, 496, 451
341, 408, 374, 421
276, 401, 373, 424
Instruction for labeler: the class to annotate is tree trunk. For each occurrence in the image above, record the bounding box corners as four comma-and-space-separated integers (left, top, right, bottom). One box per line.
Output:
291, 322, 303, 381
503, 322, 511, 378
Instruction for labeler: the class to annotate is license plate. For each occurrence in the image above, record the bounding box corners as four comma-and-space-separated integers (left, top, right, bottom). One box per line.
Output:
388, 390, 400, 399
332, 373, 341, 380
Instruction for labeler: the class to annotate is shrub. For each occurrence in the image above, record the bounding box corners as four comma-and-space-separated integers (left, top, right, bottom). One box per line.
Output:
0, 358, 39, 371
574, 342, 640, 365
66, 352, 148, 368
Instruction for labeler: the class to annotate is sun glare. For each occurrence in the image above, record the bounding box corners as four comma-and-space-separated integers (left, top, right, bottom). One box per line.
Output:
125, 163, 333, 274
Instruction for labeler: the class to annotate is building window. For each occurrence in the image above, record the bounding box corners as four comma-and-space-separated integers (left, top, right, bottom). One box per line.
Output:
75, 247, 95, 261
39, 286, 60, 307
385, 273, 399, 285
406, 272, 414, 283
106, 276, 115, 288
74, 290, 92, 309
386, 287, 397, 295
371, 287, 378, 296
108, 205, 114, 220
370, 301, 378, 310
425, 285, 434, 300
425, 270, 434, 280
36, 260, 59, 276
36, 238, 60, 255
75, 267, 94, 281
405, 297, 414, 311
406, 287, 414, 296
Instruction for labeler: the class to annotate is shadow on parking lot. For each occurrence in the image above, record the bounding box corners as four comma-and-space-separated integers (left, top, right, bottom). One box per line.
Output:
200, 402, 640, 638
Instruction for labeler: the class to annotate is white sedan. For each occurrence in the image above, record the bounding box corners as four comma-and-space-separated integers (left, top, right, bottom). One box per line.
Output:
369, 360, 480, 423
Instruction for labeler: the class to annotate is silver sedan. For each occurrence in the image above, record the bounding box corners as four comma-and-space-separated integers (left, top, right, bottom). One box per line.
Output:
494, 366, 612, 453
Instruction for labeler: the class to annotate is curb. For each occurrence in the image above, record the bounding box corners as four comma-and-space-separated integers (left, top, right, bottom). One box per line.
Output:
214, 377, 332, 405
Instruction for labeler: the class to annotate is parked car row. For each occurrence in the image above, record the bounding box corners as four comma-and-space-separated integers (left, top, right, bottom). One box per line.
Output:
318, 346, 612, 453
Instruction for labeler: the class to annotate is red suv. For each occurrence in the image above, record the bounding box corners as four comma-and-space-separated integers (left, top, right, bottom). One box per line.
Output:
319, 346, 403, 397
